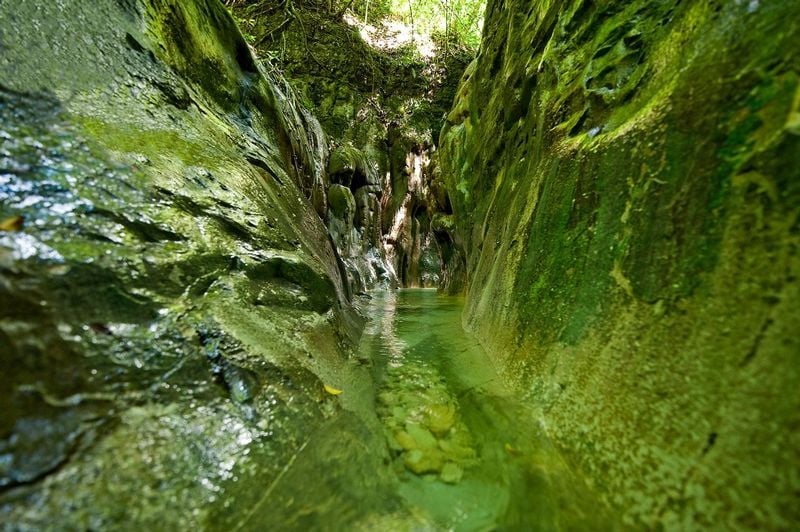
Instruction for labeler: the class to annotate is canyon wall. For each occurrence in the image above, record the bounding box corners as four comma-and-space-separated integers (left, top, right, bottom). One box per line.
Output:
0, 0, 397, 527
440, 1, 800, 528
231, 0, 470, 291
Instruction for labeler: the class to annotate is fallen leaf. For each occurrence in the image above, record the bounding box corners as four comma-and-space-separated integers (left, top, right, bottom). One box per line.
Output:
0, 215, 24, 232
323, 384, 343, 395
504, 442, 520, 456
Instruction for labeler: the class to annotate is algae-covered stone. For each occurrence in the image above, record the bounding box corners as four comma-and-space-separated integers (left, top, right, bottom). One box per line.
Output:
394, 430, 418, 452
437, 435, 475, 462
405, 423, 438, 450
403, 448, 444, 475
327, 184, 356, 222
329, 145, 376, 187
424, 403, 456, 437
439, 0, 800, 528
440, 462, 463, 484
0, 0, 383, 528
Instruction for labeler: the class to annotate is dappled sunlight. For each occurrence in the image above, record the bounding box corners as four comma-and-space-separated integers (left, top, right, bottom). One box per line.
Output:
341, 0, 485, 56
344, 12, 438, 57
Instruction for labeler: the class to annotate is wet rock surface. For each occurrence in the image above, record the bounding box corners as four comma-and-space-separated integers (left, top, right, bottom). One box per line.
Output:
439, 0, 800, 528
232, 0, 472, 292
0, 0, 394, 527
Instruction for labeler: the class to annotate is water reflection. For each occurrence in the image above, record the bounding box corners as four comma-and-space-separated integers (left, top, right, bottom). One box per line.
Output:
232, 289, 616, 530
373, 289, 408, 363
358, 289, 616, 531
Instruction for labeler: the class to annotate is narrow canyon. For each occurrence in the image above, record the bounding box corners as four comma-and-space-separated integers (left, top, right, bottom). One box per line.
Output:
1, 0, 798, 529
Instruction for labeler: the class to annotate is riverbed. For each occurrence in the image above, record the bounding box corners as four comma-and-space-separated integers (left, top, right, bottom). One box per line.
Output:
353, 289, 612, 530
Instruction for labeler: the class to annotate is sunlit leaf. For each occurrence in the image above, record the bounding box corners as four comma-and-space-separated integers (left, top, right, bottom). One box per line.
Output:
0, 215, 24, 232
324, 384, 344, 395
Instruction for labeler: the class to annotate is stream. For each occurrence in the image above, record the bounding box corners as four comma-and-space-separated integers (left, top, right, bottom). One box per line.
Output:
351, 289, 613, 530
205, 289, 616, 530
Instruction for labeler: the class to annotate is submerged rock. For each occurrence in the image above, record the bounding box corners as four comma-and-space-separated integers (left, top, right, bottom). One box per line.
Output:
403, 448, 444, 475
393, 430, 418, 452
375, 346, 476, 480
424, 403, 457, 437
404, 423, 439, 450
439, 462, 463, 484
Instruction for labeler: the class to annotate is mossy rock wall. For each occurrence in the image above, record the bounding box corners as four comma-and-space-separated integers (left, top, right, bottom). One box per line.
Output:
232, 0, 472, 290
0, 0, 398, 527
439, 1, 800, 528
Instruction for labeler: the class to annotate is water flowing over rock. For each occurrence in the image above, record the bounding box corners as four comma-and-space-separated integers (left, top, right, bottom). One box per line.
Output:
439, 0, 800, 528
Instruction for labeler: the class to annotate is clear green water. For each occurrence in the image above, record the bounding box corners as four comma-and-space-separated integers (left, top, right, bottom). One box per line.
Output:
229, 289, 613, 530
354, 289, 613, 530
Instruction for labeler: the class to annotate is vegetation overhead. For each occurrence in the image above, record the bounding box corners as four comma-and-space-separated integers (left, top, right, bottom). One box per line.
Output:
225, 0, 485, 55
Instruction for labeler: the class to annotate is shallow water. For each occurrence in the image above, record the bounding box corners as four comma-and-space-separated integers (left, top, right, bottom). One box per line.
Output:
224, 289, 614, 530
353, 289, 613, 530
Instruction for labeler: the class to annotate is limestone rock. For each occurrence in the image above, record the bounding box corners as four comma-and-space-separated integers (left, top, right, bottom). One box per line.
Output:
404, 423, 438, 450
394, 431, 417, 452
424, 403, 456, 437
327, 184, 357, 222
0, 0, 375, 527
403, 449, 444, 475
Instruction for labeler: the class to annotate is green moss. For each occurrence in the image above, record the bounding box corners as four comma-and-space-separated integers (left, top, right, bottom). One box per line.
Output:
327, 184, 356, 220
439, 0, 800, 528
145, 0, 257, 112
77, 116, 212, 167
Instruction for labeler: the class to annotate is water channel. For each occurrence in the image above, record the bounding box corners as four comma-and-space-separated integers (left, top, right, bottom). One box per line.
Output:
355, 289, 612, 530
228, 289, 614, 530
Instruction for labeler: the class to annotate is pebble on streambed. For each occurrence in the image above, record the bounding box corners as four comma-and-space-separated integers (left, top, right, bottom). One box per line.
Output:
378, 364, 476, 484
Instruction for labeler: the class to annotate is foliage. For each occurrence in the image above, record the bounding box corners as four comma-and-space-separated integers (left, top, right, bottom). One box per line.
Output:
226, 0, 484, 52
350, 0, 483, 50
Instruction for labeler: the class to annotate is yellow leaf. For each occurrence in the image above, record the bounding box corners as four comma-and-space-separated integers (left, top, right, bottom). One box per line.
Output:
0, 215, 24, 232
323, 384, 343, 395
